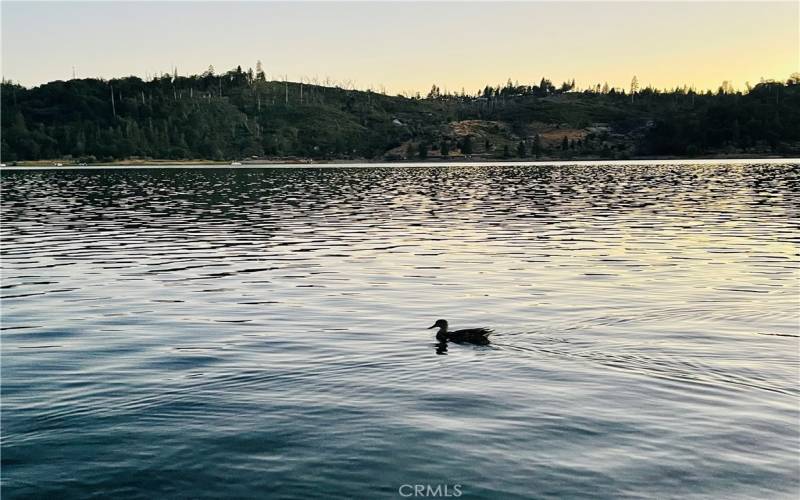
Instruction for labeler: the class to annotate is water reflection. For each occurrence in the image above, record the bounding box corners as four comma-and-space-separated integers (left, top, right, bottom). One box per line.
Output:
1, 163, 798, 499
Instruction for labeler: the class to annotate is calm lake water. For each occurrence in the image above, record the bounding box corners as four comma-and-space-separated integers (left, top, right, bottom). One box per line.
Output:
2, 162, 798, 499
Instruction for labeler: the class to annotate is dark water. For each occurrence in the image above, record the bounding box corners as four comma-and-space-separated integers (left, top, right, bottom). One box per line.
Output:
2, 162, 799, 499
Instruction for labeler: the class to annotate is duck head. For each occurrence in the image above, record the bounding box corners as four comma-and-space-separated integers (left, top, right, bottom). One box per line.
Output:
428, 319, 448, 334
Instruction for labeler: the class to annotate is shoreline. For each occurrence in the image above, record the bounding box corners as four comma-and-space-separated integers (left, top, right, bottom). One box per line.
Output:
2, 155, 797, 170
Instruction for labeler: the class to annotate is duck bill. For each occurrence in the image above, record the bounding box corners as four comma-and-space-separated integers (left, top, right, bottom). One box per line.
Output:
428, 324, 437, 329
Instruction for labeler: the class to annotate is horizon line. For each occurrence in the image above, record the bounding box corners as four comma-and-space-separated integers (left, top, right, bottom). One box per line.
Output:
3, 67, 797, 95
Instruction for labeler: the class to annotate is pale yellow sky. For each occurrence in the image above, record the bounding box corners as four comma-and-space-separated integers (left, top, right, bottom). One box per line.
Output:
2, 1, 798, 93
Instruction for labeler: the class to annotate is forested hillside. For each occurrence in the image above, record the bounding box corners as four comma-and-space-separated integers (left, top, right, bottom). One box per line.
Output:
2, 66, 798, 163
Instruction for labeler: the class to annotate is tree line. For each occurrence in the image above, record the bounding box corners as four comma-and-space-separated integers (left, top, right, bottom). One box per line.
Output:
2, 66, 798, 163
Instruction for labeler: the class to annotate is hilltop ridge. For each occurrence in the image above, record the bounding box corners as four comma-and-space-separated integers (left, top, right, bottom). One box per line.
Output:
2, 67, 799, 164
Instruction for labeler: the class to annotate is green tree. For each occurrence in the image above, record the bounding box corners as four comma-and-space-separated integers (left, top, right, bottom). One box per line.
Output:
460, 135, 472, 155
517, 141, 527, 157
255, 60, 266, 81
440, 139, 450, 157
418, 142, 428, 159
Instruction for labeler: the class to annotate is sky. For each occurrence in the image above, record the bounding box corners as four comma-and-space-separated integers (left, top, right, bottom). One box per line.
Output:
2, 1, 798, 94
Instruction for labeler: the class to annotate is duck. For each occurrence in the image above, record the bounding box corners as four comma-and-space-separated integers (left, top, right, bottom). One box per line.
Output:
428, 319, 492, 344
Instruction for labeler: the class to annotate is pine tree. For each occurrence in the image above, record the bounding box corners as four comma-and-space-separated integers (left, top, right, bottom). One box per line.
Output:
460, 135, 472, 155
440, 139, 450, 157
255, 60, 266, 81
532, 134, 542, 156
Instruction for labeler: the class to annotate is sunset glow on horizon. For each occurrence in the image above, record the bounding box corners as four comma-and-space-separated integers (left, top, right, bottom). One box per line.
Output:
2, 1, 798, 94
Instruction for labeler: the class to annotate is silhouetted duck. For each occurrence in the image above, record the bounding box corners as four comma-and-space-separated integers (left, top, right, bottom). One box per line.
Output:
429, 319, 492, 344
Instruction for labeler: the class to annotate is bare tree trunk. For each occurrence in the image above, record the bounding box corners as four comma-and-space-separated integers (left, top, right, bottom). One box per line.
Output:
110, 84, 117, 119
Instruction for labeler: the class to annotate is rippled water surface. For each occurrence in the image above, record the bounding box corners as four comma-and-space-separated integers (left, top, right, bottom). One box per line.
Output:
2, 162, 799, 499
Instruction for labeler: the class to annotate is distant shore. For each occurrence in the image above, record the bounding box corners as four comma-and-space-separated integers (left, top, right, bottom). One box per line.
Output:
2, 153, 796, 168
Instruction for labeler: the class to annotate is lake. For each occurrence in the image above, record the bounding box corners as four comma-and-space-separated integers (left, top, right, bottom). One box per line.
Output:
1, 161, 798, 499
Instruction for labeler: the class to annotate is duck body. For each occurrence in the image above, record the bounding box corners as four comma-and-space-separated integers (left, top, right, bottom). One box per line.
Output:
429, 319, 492, 344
